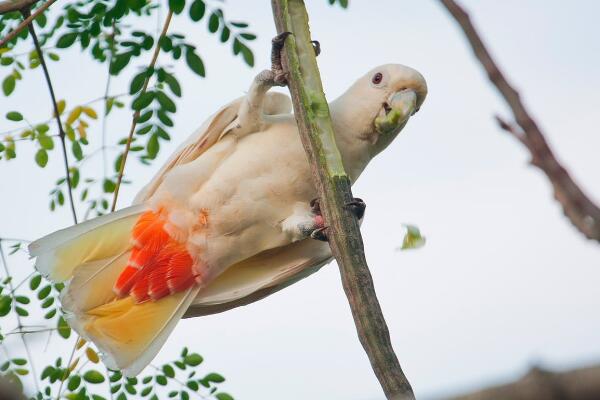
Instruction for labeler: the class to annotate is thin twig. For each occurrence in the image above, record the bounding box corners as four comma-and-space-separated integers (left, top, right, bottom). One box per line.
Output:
111, 10, 173, 212
0, 240, 40, 392
102, 23, 117, 179
439, 0, 600, 243
0, 0, 57, 48
271, 1, 414, 399
24, 8, 78, 223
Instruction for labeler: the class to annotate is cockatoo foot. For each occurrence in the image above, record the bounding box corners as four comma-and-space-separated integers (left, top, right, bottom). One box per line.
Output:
271, 31, 292, 86
311, 40, 321, 57
310, 197, 366, 220
307, 197, 366, 242
344, 197, 366, 220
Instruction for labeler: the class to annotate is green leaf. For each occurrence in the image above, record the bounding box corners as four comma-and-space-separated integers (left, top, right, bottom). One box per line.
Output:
72, 141, 83, 161
164, 74, 181, 97
15, 306, 29, 316
399, 224, 426, 250
83, 370, 105, 384
203, 373, 224, 383
3, 75, 16, 96
132, 92, 154, 111
38, 135, 55, 150
35, 149, 48, 167
146, 133, 159, 159
220, 26, 230, 43
180, 391, 189, 400
156, 91, 176, 113
68, 375, 81, 391
6, 111, 23, 121
185, 49, 205, 77
189, 0, 205, 21
103, 179, 116, 193
58, 316, 71, 339
186, 380, 198, 391
183, 354, 203, 366
130, 72, 147, 95
38, 284, 52, 299
208, 12, 219, 33
56, 32, 78, 48
239, 33, 256, 40
44, 309, 57, 319
109, 371, 122, 382
168, 0, 185, 14
15, 296, 30, 304
29, 275, 42, 290
12, 359, 27, 366
162, 365, 175, 378
41, 297, 55, 308
155, 375, 167, 386
141, 387, 152, 397
0, 296, 12, 317
239, 44, 254, 67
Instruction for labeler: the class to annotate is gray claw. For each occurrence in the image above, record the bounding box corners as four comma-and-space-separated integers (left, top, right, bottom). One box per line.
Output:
310, 226, 328, 242
344, 197, 366, 220
311, 40, 321, 56
271, 32, 292, 86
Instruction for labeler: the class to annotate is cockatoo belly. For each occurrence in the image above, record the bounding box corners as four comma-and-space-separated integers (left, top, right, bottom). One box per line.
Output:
115, 116, 317, 303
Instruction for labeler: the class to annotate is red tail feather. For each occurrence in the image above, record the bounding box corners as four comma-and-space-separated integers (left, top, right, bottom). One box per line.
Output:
114, 209, 200, 303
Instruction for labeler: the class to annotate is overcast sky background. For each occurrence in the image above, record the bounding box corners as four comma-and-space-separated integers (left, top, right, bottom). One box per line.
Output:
1, 0, 600, 399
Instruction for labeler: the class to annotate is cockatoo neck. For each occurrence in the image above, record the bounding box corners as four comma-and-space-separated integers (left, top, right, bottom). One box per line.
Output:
328, 93, 378, 183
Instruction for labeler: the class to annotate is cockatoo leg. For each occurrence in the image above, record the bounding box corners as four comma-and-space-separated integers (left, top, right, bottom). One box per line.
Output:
307, 197, 367, 242
233, 32, 295, 134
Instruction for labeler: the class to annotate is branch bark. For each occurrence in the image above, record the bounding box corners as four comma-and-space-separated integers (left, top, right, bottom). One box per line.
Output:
0, 0, 56, 48
448, 365, 600, 400
0, 0, 37, 14
271, 1, 414, 399
439, 0, 600, 243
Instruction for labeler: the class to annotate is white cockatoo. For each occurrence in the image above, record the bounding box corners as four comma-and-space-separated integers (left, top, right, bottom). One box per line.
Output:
28, 35, 427, 376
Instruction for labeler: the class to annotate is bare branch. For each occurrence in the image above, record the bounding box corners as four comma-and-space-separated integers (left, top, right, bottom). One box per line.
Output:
439, 0, 600, 243
21, 10, 77, 224
23, 7, 77, 223
0, 0, 37, 14
0, 0, 57, 48
111, 10, 173, 212
448, 364, 600, 400
271, 1, 414, 398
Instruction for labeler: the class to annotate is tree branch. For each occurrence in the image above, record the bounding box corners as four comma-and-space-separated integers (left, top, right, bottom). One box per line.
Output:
23, 7, 77, 224
271, 1, 414, 399
0, 0, 56, 48
448, 364, 600, 400
111, 10, 173, 212
0, 0, 37, 14
439, 0, 600, 243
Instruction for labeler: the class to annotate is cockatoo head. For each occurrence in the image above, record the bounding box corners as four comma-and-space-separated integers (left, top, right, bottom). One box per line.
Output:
332, 64, 427, 158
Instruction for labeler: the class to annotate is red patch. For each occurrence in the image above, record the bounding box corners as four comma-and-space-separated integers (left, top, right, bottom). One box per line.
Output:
113, 209, 200, 303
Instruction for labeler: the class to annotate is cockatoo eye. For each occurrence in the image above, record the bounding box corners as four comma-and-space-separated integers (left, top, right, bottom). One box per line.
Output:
372, 72, 383, 85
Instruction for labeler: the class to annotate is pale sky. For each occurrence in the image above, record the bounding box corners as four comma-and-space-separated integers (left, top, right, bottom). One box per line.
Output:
1, 1, 599, 399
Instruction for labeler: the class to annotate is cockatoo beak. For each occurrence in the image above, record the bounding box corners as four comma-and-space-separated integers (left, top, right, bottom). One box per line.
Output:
374, 89, 418, 135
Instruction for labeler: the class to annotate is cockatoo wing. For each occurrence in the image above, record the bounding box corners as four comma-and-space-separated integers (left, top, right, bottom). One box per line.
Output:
134, 91, 292, 202
185, 239, 332, 317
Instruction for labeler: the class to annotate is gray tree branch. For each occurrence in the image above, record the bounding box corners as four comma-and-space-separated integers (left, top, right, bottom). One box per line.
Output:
448, 364, 600, 400
440, 0, 600, 243
271, 1, 414, 399
0, 0, 37, 14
